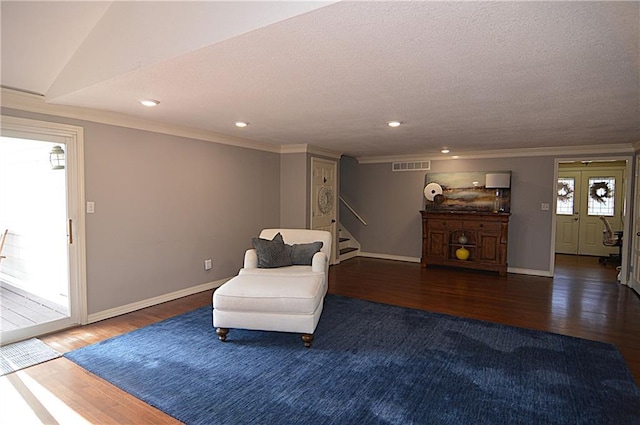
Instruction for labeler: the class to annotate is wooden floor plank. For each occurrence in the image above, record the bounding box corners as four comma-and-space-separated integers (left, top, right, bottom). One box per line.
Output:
0, 254, 637, 424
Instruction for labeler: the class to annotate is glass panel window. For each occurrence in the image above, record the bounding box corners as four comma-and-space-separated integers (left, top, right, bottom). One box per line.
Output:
587, 177, 615, 216
556, 178, 575, 215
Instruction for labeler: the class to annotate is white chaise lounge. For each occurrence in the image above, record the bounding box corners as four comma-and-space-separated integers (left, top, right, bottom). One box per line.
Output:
212, 228, 332, 347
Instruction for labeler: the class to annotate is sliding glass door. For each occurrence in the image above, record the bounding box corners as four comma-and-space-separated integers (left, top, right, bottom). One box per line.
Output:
0, 116, 86, 345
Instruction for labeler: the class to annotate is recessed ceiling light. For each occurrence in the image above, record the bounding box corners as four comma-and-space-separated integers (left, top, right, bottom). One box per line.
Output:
441, 148, 450, 154
387, 121, 402, 128
235, 121, 249, 128
139, 99, 159, 107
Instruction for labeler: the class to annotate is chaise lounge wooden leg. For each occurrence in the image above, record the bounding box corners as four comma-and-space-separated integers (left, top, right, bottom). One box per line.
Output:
301, 333, 314, 348
216, 327, 229, 342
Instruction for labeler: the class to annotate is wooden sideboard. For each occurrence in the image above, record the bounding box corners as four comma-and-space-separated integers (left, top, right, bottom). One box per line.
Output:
420, 210, 510, 276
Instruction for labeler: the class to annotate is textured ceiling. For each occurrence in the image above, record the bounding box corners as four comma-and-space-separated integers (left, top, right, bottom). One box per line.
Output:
2, 1, 638, 159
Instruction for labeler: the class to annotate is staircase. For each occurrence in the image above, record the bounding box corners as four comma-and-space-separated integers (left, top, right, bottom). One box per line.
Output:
338, 225, 360, 262
337, 196, 365, 263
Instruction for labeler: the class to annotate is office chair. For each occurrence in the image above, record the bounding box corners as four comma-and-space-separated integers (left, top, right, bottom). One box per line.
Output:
598, 216, 622, 265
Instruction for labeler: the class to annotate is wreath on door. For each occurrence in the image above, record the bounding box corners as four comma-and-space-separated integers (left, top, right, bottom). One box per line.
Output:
556, 181, 574, 202
318, 186, 334, 214
590, 181, 612, 204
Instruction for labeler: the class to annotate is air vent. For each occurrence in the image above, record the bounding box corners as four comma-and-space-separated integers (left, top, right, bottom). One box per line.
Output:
392, 160, 431, 172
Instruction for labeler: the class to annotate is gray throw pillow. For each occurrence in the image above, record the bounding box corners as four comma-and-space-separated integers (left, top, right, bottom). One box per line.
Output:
290, 241, 323, 265
252, 233, 292, 268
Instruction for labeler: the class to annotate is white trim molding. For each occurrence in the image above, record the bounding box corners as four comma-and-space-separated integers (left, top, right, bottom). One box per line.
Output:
280, 143, 342, 159
87, 277, 230, 324
357, 144, 635, 164
358, 252, 553, 277
1, 88, 282, 154
2, 88, 344, 159
0, 115, 88, 326
507, 267, 553, 278
358, 252, 421, 263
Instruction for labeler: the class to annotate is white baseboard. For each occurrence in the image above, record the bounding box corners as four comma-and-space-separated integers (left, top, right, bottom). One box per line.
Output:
354, 254, 553, 277
358, 252, 421, 263
507, 267, 553, 277
87, 277, 231, 324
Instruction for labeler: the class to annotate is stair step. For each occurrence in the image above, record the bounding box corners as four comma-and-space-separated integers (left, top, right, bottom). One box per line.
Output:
340, 247, 358, 255
339, 237, 350, 243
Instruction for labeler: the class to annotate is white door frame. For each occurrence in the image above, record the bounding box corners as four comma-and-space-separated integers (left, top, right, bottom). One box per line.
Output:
551, 156, 634, 284
630, 156, 640, 294
0, 115, 87, 344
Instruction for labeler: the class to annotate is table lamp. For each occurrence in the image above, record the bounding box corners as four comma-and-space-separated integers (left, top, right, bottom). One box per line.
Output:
485, 173, 511, 212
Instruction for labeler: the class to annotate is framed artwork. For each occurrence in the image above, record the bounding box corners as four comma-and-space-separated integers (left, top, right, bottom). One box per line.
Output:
423, 171, 511, 212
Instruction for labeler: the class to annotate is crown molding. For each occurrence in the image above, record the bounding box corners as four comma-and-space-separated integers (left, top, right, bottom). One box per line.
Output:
3, 89, 633, 162
280, 143, 342, 159
279, 143, 309, 154
307, 144, 342, 159
1, 88, 282, 154
357, 144, 635, 164
1, 88, 343, 158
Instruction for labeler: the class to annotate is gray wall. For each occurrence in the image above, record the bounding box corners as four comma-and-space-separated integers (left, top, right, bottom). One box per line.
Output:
2, 108, 281, 314
340, 156, 557, 272
280, 153, 308, 228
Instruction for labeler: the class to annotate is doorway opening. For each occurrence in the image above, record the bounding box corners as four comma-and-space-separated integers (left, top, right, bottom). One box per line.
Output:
0, 137, 70, 332
553, 158, 632, 284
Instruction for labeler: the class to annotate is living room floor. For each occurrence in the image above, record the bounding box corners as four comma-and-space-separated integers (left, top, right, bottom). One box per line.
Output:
1, 255, 637, 424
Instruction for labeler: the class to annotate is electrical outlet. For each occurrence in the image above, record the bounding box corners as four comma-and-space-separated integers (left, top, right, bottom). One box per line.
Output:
540, 203, 550, 211
204, 259, 212, 270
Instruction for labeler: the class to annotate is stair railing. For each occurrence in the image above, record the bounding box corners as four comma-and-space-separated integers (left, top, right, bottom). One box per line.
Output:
339, 196, 367, 226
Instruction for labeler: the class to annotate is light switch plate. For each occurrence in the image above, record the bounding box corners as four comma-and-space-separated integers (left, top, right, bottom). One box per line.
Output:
86, 201, 95, 214
541, 203, 550, 211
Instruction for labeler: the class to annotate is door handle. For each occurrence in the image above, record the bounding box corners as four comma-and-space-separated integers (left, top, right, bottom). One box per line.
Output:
68, 219, 73, 245
637, 232, 640, 237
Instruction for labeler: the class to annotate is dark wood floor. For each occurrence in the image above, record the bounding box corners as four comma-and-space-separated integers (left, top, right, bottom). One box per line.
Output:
1, 254, 638, 424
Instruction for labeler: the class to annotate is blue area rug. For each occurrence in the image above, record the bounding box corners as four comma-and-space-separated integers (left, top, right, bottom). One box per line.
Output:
65, 295, 640, 424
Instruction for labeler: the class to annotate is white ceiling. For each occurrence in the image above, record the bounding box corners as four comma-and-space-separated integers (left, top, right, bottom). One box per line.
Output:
2, 1, 638, 159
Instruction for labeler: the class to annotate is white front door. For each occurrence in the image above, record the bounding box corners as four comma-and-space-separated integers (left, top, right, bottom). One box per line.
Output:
311, 157, 337, 264
630, 157, 640, 293
578, 169, 624, 257
555, 171, 581, 254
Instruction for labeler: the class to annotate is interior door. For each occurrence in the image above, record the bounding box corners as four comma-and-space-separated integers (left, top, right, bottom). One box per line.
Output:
311, 157, 337, 264
630, 157, 640, 293
556, 171, 581, 254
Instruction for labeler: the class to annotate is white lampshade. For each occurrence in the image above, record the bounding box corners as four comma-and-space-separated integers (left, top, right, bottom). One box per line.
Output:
485, 173, 511, 189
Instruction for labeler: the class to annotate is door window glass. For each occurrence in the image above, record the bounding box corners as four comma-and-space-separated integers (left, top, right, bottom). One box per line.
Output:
556, 178, 575, 215
587, 177, 615, 216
